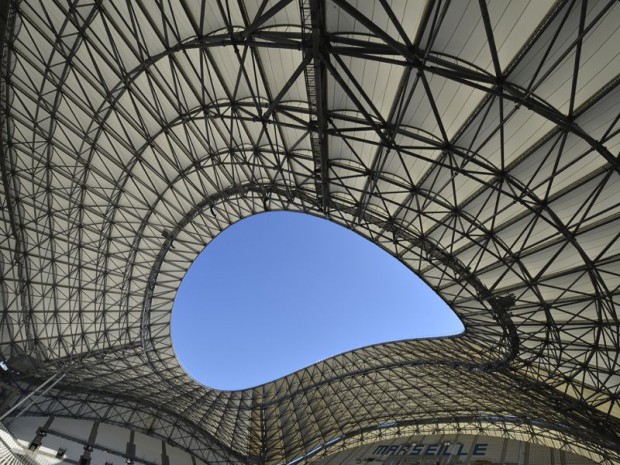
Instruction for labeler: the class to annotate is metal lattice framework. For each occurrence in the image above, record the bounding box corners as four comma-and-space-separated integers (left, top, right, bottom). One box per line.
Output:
0, 0, 619, 464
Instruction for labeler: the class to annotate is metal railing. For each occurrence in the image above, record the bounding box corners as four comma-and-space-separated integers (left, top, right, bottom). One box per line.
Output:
0, 422, 58, 465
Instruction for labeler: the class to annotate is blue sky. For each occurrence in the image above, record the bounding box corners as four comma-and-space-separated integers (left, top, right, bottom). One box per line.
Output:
171, 211, 464, 390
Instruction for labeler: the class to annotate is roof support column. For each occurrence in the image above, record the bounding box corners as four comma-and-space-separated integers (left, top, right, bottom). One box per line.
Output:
304, 0, 330, 213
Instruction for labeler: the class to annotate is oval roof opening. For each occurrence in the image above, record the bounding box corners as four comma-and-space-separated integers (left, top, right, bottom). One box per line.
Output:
172, 212, 464, 390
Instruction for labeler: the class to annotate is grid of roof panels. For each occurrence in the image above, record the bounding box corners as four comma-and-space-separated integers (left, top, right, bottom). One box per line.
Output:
0, 1, 619, 464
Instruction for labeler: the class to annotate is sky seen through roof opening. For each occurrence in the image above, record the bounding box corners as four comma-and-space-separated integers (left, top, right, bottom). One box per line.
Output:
172, 212, 464, 390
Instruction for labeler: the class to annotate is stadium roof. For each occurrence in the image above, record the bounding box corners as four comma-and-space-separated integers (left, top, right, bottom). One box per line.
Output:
0, 0, 619, 464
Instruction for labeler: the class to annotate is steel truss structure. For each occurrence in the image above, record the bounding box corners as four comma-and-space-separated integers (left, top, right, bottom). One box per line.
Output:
0, 0, 619, 464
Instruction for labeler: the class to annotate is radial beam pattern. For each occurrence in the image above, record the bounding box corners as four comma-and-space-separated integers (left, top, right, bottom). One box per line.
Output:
0, 1, 619, 464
